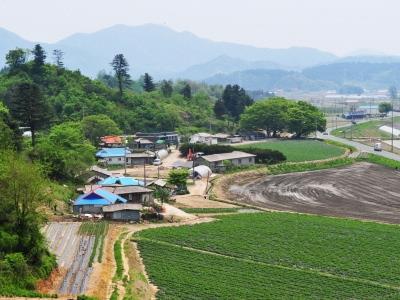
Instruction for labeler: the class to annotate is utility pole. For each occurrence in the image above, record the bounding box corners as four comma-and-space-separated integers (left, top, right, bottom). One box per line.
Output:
124, 147, 127, 175
392, 97, 394, 152
350, 115, 353, 140
143, 159, 147, 186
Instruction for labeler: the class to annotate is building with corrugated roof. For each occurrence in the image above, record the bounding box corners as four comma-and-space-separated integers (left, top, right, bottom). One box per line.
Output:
103, 203, 142, 222
73, 188, 127, 214
95, 147, 131, 165
98, 176, 144, 186
198, 151, 256, 172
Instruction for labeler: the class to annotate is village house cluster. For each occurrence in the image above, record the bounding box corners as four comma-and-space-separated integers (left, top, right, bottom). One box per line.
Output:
73, 130, 264, 220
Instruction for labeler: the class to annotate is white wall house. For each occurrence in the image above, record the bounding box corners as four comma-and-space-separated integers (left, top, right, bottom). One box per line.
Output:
190, 133, 218, 145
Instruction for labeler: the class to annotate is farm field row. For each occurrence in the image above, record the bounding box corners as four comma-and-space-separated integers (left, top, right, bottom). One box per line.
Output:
136, 212, 400, 298
236, 140, 345, 162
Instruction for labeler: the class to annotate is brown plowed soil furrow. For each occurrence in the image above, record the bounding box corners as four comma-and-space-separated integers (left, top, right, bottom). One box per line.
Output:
227, 162, 400, 224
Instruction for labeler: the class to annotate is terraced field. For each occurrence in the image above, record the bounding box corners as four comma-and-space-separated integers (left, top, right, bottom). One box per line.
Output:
136, 213, 400, 299
229, 162, 400, 224
44, 222, 107, 296
236, 139, 344, 162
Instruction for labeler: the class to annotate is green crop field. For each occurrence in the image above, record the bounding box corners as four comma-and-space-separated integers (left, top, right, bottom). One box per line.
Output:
237, 140, 344, 162
136, 213, 400, 299
331, 117, 400, 139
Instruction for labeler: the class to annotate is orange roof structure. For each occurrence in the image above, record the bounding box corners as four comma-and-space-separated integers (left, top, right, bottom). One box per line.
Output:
100, 135, 122, 144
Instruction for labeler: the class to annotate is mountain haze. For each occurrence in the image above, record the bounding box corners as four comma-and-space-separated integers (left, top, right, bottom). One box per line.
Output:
0, 24, 337, 78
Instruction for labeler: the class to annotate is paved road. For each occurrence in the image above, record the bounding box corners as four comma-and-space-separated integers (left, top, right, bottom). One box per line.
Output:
318, 126, 400, 161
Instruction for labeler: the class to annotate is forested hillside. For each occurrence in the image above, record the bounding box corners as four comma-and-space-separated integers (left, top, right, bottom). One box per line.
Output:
0, 50, 226, 136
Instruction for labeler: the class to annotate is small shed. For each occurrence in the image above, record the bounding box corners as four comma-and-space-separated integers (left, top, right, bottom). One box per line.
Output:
126, 152, 155, 166
103, 203, 142, 222
134, 138, 154, 149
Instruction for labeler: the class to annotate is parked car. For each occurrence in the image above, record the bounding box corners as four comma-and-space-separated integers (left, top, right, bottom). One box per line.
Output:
153, 158, 162, 165
374, 142, 382, 151
322, 132, 329, 135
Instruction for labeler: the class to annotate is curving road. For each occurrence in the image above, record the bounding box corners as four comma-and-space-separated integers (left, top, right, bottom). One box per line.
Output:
318, 124, 400, 161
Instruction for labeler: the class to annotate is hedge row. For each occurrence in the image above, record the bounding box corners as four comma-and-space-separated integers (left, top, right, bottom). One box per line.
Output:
179, 143, 286, 165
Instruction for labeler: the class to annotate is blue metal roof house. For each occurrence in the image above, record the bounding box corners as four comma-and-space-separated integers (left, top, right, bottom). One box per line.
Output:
73, 188, 127, 214
98, 176, 144, 186
96, 148, 131, 165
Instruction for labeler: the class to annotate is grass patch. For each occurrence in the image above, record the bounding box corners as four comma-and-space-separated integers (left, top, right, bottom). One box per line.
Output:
323, 139, 356, 152
113, 232, 128, 282
267, 157, 354, 175
109, 287, 119, 300
357, 153, 400, 170
113, 239, 124, 281
331, 117, 400, 139
123, 238, 151, 300
79, 221, 109, 266
181, 207, 241, 214
237, 139, 344, 162
136, 212, 400, 299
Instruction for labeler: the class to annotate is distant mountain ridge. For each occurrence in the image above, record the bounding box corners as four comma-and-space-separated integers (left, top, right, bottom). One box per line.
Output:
204, 62, 400, 91
0, 24, 337, 78
2, 24, 400, 91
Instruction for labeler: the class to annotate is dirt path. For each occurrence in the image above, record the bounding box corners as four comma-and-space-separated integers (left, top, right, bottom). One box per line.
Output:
86, 225, 121, 300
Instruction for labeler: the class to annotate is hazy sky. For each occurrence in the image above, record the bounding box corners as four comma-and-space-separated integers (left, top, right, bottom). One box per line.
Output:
0, 0, 399, 56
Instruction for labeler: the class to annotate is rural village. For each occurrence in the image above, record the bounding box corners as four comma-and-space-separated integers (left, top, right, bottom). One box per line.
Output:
4, 3, 400, 299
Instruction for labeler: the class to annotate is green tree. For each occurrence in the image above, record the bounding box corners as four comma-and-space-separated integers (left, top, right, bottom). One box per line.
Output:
9, 82, 50, 147
213, 98, 226, 118
5, 48, 27, 73
0, 102, 21, 150
287, 101, 326, 137
32, 44, 46, 74
143, 73, 155, 92
240, 98, 290, 137
35, 122, 95, 180
111, 54, 131, 100
160, 80, 173, 97
82, 114, 122, 145
379, 102, 392, 113
180, 83, 192, 99
52, 49, 64, 69
154, 187, 171, 204
167, 169, 189, 194
0, 151, 50, 262
221, 84, 253, 121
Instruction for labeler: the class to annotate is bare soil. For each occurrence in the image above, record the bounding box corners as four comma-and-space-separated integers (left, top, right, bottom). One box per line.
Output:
174, 179, 238, 209
86, 225, 121, 300
227, 162, 400, 224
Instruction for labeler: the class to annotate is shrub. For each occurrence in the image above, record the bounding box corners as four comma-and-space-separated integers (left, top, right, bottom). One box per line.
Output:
240, 147, 286, 164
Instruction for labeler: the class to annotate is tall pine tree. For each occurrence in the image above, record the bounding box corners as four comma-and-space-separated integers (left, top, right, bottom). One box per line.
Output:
10, 82, 50, 147
143, 73, 155, 92
111, 54, 131, 100
32, 44, 46, 75
160, 80, 173, 97
180, 83, 192, 99
221, 84, 253, 121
